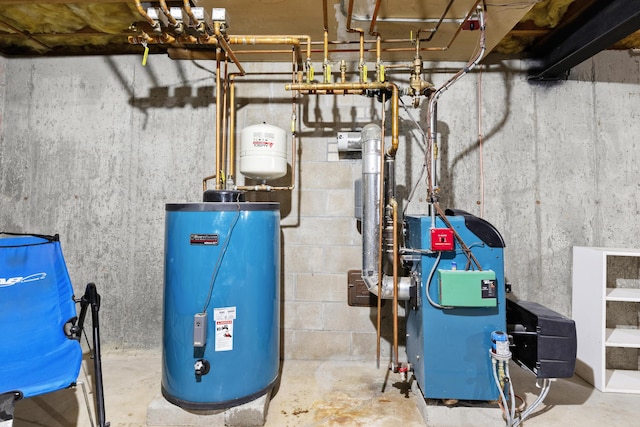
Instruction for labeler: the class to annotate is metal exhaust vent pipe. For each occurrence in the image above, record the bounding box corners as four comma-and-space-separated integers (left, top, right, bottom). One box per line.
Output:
360, 123, 410, 300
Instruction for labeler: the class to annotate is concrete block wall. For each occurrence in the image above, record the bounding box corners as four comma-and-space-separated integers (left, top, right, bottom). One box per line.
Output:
232, 71, 401, 361
1, 51, 640, 362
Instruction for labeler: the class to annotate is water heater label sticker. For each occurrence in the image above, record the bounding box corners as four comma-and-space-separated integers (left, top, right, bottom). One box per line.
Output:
214, 306, 236, 352
215, 320, 234, 352
190, 234, 219, 245
213, 306, 236, 320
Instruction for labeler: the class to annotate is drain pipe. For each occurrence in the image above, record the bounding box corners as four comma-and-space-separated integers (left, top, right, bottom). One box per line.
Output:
361, 124, 410, 300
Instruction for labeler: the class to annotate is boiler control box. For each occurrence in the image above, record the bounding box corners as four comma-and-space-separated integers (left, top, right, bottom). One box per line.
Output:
438, 269, 497, 307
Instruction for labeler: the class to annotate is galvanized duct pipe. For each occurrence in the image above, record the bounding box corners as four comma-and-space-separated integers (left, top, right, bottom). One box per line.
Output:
360, 124, 410, 300
361, 124, 381, 284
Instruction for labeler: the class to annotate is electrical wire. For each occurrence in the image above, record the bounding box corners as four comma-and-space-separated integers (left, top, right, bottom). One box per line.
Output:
201, 202, 242, 313
498, 393, 526, 414
506, 363, 516, 423
425, 251, 453, 309
399, 97, 429, 215
477, 64, 485, 218
484, 1, 543, 8
513, 379, 551, 426
433, 201, 483, 271
420, 5, 487, 262
491, 347, 553, 427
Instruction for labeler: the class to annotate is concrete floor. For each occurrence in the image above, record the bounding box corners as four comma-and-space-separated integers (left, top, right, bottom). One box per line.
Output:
11, 349, 640, 427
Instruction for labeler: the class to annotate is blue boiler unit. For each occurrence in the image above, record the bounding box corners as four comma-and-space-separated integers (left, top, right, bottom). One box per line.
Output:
404, 210, 506, 401
162, 202, 280, 409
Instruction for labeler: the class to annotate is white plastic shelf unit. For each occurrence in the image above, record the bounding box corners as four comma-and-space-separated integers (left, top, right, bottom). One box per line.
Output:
572, 247, 640, 393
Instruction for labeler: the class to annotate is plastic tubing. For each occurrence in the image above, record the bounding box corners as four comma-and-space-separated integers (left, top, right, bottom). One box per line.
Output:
513, 379, 551, 427
506, 363, 516, 423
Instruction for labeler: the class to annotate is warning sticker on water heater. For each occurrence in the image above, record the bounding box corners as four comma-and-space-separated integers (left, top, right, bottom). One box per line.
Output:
214, 307, 236, 352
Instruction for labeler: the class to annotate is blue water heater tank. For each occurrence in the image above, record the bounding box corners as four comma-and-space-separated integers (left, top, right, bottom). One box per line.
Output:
162, 202, 280, 409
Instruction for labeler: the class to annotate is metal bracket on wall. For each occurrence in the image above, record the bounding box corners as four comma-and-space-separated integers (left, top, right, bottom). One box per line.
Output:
347, 270, 380, 307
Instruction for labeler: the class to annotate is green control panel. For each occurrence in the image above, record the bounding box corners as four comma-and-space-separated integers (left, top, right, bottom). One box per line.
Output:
438, 269, 497, 307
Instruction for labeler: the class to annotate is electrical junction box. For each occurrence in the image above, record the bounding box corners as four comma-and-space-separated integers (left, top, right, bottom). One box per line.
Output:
193, 312, 207, 347
438, 269, 497, 307
430, 228, 455, 251
211, 8, 227, 22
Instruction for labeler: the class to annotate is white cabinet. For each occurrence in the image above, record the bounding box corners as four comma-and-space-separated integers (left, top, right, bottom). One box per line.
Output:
572, 247, 640, 393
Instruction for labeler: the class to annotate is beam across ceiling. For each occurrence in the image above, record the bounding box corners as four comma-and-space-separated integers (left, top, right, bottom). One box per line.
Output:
528, 0, 640, 80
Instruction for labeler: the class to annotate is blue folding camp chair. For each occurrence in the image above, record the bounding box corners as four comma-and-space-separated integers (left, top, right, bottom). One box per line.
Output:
0, 233, 108, 427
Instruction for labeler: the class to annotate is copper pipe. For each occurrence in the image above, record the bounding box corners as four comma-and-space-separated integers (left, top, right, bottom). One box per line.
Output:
218, 37, 244, 74
234, 35, 311, 46
313, 37, 439, 46
323, 30, 330, 83
235, 184, 295, 191
228, 74, 237, 182
287, 82, 381, 91
202, 174, 216, 191
178, 34, 198, 44
346, 0, 364, 34
227, 68, 299, 192
381, 63, 413, 69
129, 31, 177, 46
376, 92, 387, 369
183, 0, 200, 25
183, 0, 210, 36
375, 35, 383, 82
0, 18, 51, 50
286, 80, 400, 367
322, 0, 329, 31
160, 33, 176, 44
215, 48, 222, 189
231, 49, 293, 55
134, 0, 158, 28
323, 30, 329, 64
129, 32, 176, 45
290, 47, 298, 191
131, 33, 463, 56
131, 33, 311, 60
390, 198, 399, 369
386, 84, 399, 157
227, 35, 311, 64
358, 32, 366, 82
228, 36, 302, 45
346, 0, 366, 84
209, 69, 301, 192
221, 56, 229, 186
416, 0, 456, 43
215, 22, 246, 75
286, 81, 399, 159
158, 0, 177, 26
369, 0, 382, 36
